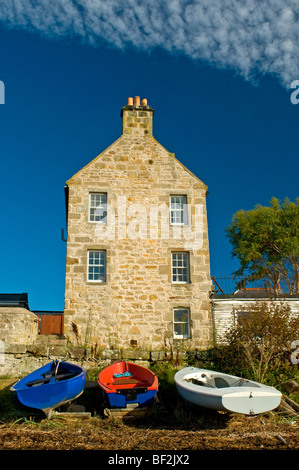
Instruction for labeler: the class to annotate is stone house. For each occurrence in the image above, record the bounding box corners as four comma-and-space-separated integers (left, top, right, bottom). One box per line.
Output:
64, 96, 213, 352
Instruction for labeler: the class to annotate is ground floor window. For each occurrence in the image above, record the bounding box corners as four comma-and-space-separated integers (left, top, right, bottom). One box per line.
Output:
88, 250, 106, 282
173, 308, 191, 339
234, 309, 249, 326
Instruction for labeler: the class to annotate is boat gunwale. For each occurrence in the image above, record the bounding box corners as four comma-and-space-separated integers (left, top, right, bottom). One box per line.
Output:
10, 362, 86, 392
176, 381, 281, 398
174, 367, 281, 398
97, 360, 158, 393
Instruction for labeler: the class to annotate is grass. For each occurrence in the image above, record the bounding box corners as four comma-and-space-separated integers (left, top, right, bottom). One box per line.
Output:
6, 416, 67, 429
0, 384, 18, 419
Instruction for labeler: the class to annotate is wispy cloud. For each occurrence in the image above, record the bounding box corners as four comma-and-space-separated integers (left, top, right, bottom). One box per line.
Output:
0, 0, 298, 86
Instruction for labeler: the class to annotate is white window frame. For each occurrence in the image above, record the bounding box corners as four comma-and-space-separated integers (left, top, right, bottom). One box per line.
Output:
170, 195, 188, 225
89, 193, 107, 223
173, 308, 191, 339
87, 250, 106, 282
171, 252, 190, 284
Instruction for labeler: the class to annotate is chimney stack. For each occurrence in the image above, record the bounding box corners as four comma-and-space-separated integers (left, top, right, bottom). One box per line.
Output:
121, 96, 154, 137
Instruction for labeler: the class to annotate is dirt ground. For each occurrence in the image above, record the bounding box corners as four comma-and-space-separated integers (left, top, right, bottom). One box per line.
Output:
0, 378, 298, 453
0, 411, 298, 452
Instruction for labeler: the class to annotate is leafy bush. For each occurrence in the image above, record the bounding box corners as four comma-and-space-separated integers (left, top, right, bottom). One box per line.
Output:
221, 300, 299, 384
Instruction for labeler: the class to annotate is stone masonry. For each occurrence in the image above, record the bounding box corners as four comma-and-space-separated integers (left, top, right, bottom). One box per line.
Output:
64, 97, 213, 351
0, 307, 38, 350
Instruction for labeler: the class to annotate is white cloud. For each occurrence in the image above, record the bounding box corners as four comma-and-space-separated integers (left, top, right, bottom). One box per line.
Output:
0, 0, 298, 86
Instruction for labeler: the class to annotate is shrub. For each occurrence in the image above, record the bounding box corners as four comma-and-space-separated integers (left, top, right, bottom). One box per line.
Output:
223, 300, 299, 384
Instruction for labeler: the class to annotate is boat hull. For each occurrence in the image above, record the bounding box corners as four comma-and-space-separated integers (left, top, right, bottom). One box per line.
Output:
98, 361, 158, 408
222, 389, 282, 415
104, 388, 157, 408
11, 361, 86, 417
175, 367, 281, 415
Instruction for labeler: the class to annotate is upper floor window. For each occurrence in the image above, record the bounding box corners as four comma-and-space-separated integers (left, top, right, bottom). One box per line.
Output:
172, 252, 190, 283
89, 193, 107, 223
173, 308, 191, 339
88, 250, 106, 282
170, 195, 188, 225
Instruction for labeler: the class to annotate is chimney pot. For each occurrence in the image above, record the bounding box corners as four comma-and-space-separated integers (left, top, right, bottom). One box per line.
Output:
141, 98, 147, 106
134, 96, 140, 106
127, 97, 133, 105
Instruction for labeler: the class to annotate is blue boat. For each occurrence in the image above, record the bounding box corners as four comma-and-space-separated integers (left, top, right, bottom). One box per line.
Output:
10, 360, 86, 418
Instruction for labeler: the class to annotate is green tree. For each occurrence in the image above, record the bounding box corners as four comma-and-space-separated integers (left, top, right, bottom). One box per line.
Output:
226, 198, 299, 295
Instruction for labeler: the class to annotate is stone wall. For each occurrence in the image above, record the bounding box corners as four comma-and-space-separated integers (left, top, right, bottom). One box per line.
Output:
0, 306, 200, 377
0, 301, 212, 378
0, 306, 38, 376
0, 307, 38, 349
0, 331, 190, 377
64, 97, 214, 351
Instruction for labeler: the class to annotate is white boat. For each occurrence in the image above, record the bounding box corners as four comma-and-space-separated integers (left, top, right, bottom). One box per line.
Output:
174, 367, 282, 415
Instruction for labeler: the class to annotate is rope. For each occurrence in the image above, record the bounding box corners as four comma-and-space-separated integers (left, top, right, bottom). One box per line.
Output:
54, 360, 61, 376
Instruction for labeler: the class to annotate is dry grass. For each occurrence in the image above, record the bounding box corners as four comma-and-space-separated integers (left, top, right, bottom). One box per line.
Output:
0, 411, 298, 451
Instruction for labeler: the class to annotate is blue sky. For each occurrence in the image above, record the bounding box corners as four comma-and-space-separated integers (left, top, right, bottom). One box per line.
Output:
0, 1, 298, 311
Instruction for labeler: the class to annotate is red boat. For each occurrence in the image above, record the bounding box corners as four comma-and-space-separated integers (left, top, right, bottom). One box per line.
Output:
97, 360, 158, 408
